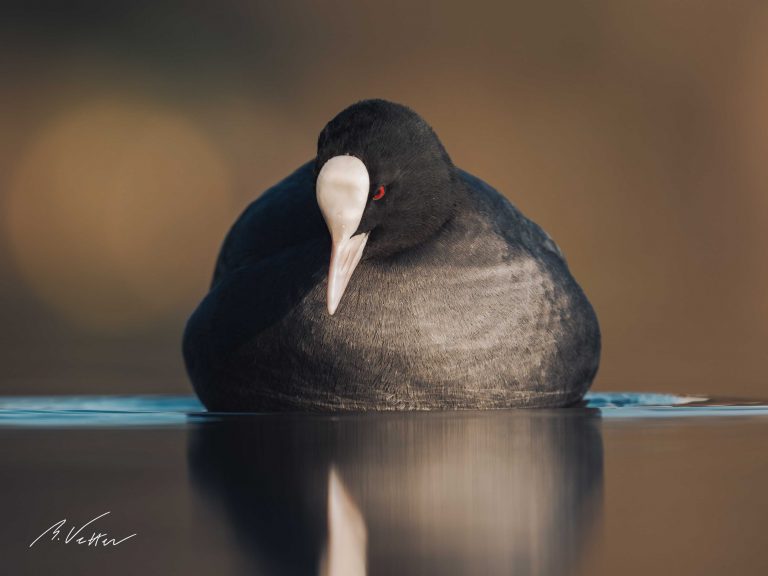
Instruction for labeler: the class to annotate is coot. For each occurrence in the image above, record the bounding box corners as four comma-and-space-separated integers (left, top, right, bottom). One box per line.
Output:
183, 99, 600, 411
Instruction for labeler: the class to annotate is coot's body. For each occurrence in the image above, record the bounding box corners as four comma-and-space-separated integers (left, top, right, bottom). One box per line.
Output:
183, 100, 600, 411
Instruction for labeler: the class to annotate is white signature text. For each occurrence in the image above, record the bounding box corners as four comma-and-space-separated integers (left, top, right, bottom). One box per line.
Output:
29, 511, 137, 548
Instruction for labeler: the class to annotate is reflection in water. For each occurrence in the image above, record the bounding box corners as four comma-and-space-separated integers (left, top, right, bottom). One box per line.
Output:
188, 410, 603, 575
320, 468, 368, 576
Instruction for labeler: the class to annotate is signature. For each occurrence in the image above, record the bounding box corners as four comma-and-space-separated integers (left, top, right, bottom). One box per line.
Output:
29, 511, 136, 548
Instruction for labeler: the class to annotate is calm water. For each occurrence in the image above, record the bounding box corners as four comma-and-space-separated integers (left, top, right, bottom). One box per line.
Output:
1, 393, 767, 575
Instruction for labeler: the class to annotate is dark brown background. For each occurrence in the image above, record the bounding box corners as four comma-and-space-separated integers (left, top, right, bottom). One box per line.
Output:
1, 0, 766, 398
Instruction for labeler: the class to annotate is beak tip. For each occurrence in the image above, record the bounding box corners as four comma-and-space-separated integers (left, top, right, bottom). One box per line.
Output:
327, 296, 339, 316
324, 232, 369, 317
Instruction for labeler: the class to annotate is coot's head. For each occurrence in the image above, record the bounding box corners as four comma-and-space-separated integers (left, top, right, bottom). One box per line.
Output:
315, 99, 460, 314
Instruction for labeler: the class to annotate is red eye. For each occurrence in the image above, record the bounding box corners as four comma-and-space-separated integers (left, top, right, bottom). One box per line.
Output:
373, 185, 386, 201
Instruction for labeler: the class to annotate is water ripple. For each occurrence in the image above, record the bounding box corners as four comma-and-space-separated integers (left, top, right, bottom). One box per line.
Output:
0, 393, 766, 427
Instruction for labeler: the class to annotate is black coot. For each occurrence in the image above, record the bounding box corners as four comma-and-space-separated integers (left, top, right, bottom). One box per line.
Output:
183, 99, 600, 411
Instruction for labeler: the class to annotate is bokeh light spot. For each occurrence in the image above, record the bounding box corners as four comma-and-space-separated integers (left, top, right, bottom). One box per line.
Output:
4, 99, 235, 333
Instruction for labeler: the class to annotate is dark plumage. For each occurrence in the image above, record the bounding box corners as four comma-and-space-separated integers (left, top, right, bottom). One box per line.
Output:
183, 99, 600, 411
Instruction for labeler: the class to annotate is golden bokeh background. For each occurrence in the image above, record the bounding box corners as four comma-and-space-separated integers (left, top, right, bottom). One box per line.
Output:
0, 0, 766, 397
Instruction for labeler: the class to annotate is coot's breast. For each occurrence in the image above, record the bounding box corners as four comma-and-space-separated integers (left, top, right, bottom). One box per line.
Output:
240, 208, 599, 410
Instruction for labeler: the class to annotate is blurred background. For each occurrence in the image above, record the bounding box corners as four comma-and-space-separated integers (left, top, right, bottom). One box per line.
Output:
0, 0, 766, 398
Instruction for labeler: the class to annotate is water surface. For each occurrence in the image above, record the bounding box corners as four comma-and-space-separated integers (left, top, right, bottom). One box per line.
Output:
1, 393, 766, 575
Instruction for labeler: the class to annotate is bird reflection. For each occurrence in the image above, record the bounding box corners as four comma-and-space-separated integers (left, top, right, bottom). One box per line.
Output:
187, 409, 603, 575
320, 467, 368, 576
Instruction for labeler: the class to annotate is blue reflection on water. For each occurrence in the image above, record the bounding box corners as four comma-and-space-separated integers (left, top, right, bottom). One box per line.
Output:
0, 392, 766, 427
0, 395, 203, 427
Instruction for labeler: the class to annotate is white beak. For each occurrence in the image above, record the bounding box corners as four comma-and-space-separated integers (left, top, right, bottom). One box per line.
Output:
316, 155, 370, 315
